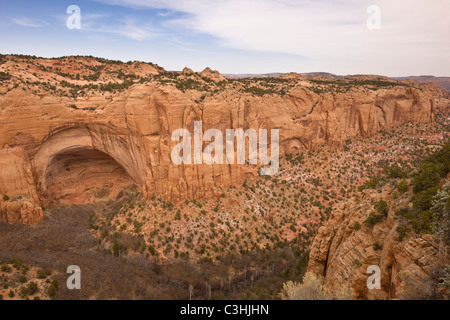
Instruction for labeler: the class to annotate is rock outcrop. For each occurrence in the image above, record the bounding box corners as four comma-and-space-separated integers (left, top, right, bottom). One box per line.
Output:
200, 67, 227, 82
182, 67, 194, 75
281, 72, 306, 80
0, 196, 43, 225
308, 185, 450, 300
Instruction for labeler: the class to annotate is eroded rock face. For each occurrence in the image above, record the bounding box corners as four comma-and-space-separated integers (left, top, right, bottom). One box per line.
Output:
308, 187, 449, 300
182, 67, 194, 75
0, 71, 439, 224
0, 196, 43, 224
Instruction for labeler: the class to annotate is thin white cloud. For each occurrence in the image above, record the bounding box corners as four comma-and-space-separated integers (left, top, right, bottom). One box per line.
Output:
158, 10, 174, 17
55, 12, 160, 41
12, 17, 46, 28
95, 0, 450, 75
53, 12, 110, 29
97, 19, 161, 40
164, 37, 198, 52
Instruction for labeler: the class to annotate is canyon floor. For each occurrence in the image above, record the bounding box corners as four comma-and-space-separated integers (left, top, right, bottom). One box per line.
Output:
0, 202, 307, 300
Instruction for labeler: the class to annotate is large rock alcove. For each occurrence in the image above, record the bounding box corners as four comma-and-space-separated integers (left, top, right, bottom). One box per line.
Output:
32, 125, 146, 206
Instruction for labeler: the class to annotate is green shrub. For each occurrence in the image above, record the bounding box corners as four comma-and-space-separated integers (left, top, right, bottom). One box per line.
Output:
395, 207, 410, 217
21, 265, 29, 275
37, 269, 51, 279
10, 258, 23, 269
27, 282, 38, 295
373, 243, 383, 251
51, 279, 59, 288
1, 263, 11, 273
358, 177, 380, 191
431, 182, 450, 245
413, 143, 450, 195
410, 142, 450, 235
353, 259, 362, 267
397, 224, 411, 241
385, 163, 407, 179
364, 212, 384, 228
396, 180, 409, 193
410, 210, 434, 234
413, 187, 439, 212
374, 200, 389, 216
0, 72, 11, 81
18, 275, 27, 283
47, 283, 57, 297
147, 245, 156, 256
20, 281, 38, 297
112, 239, 122, 257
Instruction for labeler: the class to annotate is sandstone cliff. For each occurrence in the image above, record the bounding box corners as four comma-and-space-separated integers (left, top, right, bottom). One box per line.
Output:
308, 184, 450, 299
0, 55, 442, 224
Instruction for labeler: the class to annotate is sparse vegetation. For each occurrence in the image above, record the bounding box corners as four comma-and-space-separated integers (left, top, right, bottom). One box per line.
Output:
396, 141, 450, 235
282, 272, 353, 300
0, 53, 448, 300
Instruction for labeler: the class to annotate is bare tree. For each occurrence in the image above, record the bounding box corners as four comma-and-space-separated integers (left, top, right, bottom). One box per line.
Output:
282, 272, 354, 300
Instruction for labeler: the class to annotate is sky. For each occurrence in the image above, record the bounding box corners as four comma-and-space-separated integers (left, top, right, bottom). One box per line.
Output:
0, 0, 449, 76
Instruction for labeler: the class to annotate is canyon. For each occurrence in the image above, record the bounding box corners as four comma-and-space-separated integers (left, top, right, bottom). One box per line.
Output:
0, 54, 449, 300
0, 55, 440, 225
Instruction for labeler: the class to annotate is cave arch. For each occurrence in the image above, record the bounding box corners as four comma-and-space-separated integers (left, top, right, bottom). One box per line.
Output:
33, 124, 146, 205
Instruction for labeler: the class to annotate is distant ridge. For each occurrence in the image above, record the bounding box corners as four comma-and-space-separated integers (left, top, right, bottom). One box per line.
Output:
223, 73, 285, 79
223, 71, 449, 92
223, 72, 340, 79
394, 76, 450, 92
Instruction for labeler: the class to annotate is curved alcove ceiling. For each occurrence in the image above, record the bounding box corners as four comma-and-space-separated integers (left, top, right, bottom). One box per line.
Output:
33, 125, 147, 202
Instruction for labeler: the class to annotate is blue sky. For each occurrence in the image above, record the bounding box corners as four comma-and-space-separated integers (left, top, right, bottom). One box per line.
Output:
0, 0, 449, 76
